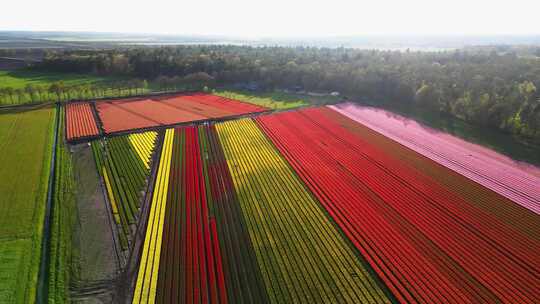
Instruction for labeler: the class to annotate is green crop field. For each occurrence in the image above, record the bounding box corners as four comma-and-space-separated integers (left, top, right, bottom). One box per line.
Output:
0, 107, 55, 304
48, 106, 76, 304
213, 90, 313, 110
0, 70, 117, 90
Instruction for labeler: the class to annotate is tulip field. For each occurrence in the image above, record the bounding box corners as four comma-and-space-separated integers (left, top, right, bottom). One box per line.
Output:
3, 96, 536, 303
64, 93, 268, 142
96, 93, 268, 134
129, 103, 539, 303
330, 103, 540, 214
65, 102, 100, 141
133, 122, 391, 304
257, 106, 540, 303
92, 131, 158, 249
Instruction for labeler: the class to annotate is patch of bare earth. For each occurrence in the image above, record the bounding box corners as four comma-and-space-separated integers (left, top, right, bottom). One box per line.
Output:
70, 144, 119, 303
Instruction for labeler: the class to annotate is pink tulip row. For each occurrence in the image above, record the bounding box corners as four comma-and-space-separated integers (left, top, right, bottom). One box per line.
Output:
330, 103, 540, 215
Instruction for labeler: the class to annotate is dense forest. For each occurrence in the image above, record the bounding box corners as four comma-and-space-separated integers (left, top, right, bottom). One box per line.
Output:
30, 46, 540, 141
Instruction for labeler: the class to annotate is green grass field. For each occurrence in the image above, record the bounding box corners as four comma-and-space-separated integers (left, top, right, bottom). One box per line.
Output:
0, 70, 116, 90
212, 90, 336, 110
0, 107, 55, 303
48, 107, 75, 304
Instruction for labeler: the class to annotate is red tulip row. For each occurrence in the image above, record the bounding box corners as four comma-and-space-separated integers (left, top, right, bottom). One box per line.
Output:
179, 93, 267, 114
198, 124, 269, 304
65, 102, 99, 140
135, 124, 270, 304
156, 126, 226, 304
257, 108, 540, 303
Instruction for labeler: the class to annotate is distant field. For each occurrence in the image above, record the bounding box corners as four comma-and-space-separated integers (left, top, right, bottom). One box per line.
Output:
0, 70, 117, 89
0, 107, 55, 303
213, 90, 334, 109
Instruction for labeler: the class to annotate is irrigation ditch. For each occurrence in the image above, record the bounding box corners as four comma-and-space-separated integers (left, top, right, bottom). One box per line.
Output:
36, 103, 60, 304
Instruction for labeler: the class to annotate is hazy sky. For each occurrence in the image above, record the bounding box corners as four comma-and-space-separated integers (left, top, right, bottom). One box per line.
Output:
2, 0, 539, 37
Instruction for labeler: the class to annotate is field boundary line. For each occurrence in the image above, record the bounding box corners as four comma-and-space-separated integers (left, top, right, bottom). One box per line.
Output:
67, 101, 331, 145
100, 166, 125, 267
36, 103, 59, 304
0, 101, 57, 111
89, 101, 106, 138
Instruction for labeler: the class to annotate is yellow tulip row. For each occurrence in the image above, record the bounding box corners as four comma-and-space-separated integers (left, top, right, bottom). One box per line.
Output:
216, 119, 390, 303
132, 129, 174, 304
128, 131, 158, 169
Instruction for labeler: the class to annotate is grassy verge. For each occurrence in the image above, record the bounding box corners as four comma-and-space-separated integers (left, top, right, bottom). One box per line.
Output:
48, 106, 76, 303
0, 107, 55, 303
0, 70, 118, 90
213, 90, 316, 110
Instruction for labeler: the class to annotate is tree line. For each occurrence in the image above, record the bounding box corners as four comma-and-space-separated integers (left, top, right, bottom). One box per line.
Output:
0, 72, 216, 105
31, 46, 540, 141
0, 80, 148, 105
